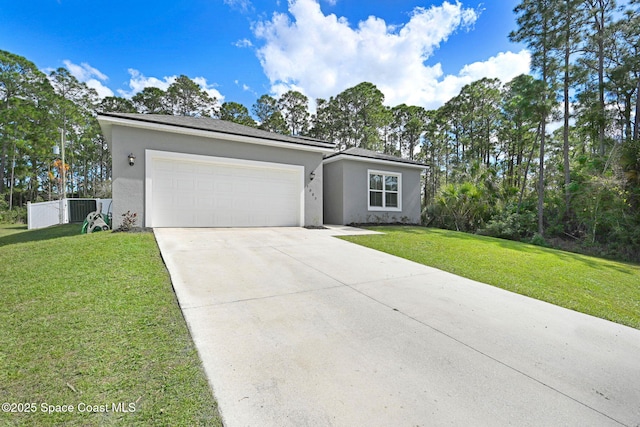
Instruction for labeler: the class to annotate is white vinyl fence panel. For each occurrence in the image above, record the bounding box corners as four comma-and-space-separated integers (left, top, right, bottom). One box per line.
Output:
27, 198, 112, 230
99, 199, 113, 215
27, 200, 67, 230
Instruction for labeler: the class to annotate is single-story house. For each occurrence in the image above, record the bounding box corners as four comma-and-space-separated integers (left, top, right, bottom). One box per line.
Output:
98, 113, 426, 229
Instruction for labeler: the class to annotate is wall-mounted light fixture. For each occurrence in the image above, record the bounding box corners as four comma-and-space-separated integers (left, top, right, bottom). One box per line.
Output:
309, 171, 315, 181
128, 153, 136, 166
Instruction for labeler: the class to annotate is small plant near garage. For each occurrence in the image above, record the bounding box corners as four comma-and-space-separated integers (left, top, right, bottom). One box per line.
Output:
115, 210, 138, 232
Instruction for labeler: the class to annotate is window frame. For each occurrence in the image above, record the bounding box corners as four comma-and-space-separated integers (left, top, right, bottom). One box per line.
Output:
367, 169, 402, 212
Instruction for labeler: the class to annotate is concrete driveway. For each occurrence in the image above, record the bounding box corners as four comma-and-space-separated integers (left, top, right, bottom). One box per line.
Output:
154, 227, 640, 427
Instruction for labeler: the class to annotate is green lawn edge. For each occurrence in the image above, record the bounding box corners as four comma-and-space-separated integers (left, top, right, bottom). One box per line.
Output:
341, 226, 640, 330
0, 224, 222, 426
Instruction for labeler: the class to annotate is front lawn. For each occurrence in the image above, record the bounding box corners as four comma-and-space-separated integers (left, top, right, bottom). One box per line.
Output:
0, 224, 222, 426
341, 226, 640, 329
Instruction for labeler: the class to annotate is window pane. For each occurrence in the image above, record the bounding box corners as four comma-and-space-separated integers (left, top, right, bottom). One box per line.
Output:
385, 192, 398, 208
385, 175, 398, 191
370, 191, 383, 207
369, 174, 383, 190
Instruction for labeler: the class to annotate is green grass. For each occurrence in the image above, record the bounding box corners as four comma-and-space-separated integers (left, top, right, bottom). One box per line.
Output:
341, 226, 640, 330
0, 224, 222, 426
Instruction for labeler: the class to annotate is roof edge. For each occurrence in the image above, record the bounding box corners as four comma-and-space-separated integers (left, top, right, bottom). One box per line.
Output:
98, 113, 335, 153
323, 151, 427, 169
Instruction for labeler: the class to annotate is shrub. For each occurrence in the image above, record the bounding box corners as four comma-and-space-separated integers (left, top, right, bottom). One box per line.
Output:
0, 199, 27, 224
425, 182, 491, 232
115, 211, 137, 232
529, 233, 549, 247
478, 207, 536, 241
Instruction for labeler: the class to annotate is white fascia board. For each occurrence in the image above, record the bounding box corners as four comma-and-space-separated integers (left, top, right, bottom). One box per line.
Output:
323, 153, 427, 170
98, 115, 334, 154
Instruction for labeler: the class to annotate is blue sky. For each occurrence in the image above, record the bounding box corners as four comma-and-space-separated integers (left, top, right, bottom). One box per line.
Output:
1, 0, 529, 112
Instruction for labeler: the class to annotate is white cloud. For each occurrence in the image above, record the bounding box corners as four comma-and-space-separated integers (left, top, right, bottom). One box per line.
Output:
63, 60, 114, 98
117, 69, 176, 97
435, 50, 531, 106
63, 60, 108, 81
118, 69, 224, 103
233, 80, 257, 97
224, 0, 253, 13
458, 50, 531, 82
192, 76, 225, 102
234, 38, 253, 48
253, 0, 530, 109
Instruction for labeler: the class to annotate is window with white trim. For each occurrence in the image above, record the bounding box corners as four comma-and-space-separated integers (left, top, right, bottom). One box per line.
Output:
368, 170, 401, 211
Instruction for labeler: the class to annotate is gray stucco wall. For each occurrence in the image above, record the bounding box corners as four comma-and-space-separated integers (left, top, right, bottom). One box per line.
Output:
110, 125, 324, 228
322, 161, 344, 224
330, 159, 422, 225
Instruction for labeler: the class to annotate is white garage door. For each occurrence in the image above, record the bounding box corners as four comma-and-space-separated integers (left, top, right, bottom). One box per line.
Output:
146, 151, 303, 227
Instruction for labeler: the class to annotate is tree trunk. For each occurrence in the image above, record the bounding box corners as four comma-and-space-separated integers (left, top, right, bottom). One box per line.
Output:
0, 96, 9, 194
518, 124, 541, 214
598, 35, 606, 156
624, 92, 632, 143
9, 139, 16, 210
516, 132, 523, 188
423, 172, 428, 210
594, 2, 607, 156
84, 159, 88, 197
0, 139, 6, 194
634, 78, 640, 142
29, 163, 37, 202
563, 2, 572, 214
538, 121, 546, 235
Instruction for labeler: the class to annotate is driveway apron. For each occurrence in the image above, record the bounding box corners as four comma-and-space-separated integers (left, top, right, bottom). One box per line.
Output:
154, 227, 640, 427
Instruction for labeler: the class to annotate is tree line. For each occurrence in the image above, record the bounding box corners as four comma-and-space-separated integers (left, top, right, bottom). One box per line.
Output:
428, 0, 640, 262
2, 0, 640, 260
1, 51, 106, 221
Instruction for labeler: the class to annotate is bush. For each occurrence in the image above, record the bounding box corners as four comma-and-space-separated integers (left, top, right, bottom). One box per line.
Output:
425, 182, 491, 232
529, 233, 549, 247
114, 210, 138, 232
0, 199, 27, 224
478, 208, 536, 241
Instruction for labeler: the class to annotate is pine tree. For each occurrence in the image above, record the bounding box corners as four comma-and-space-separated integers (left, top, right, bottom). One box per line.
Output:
510, 0, 560, 235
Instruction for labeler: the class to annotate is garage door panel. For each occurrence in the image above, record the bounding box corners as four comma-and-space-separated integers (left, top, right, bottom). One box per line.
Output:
234, 181, 251, 194
149, 153, 302, 227
176, 178, 195, 190
198, 197, 215, 209
196, 179, 214, 192
195, 163, 215, 174
214, 170, 234, 180
155, 175, 174, 188
214, 196, 232, 208
214, 183, 233, 194
175, 162, 194, 173
177, 194, 197, 209
154, 160, 174, 172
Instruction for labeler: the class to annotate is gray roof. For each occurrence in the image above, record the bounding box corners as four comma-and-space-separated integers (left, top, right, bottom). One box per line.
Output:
325, 147, 427, 167
98, 112, 335, 150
